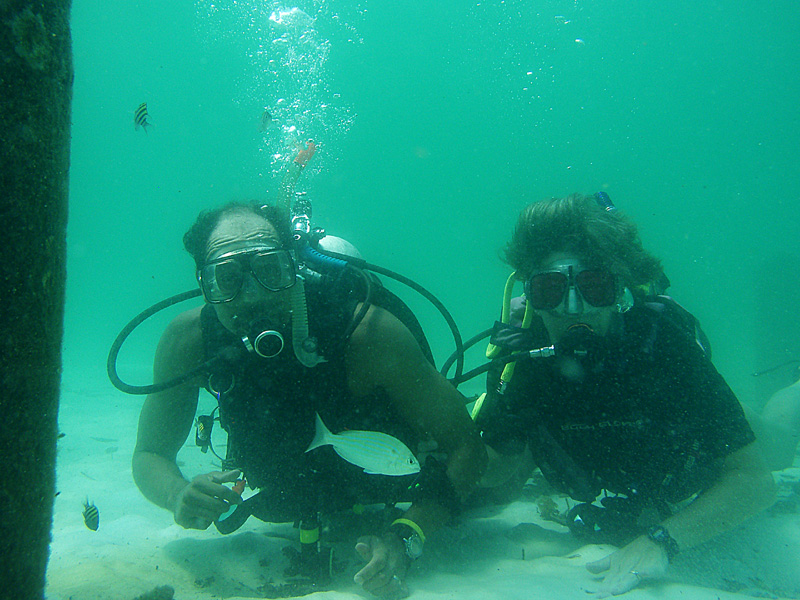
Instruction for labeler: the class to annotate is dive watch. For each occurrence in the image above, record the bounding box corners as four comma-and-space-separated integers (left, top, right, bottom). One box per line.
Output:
646, 525, 680, 562
390, 522, 424, 561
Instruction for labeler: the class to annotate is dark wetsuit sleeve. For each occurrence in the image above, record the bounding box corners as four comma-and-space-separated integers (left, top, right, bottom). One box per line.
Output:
656, 316, 755, 461
475, 388, 528, 457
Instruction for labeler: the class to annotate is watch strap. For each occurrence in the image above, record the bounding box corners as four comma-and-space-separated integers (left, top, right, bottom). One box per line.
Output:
646, 525, 680, 561
390, 518, 425, 560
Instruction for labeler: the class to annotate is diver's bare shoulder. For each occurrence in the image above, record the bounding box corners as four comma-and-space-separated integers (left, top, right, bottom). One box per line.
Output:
153, 306, 205, 387
344, 303, 425, 398
136, 306, 205, 462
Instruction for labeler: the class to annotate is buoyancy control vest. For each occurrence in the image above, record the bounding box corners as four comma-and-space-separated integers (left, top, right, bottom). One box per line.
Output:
200, 268, 435, 512
481, 294, 718, 505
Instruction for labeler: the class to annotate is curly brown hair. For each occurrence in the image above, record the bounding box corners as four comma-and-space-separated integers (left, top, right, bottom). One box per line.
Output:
504, 194, 662, 288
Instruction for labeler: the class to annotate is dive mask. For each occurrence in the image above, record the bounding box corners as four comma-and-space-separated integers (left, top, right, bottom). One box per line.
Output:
198, 246, 296, 304
525, 260, 616, 315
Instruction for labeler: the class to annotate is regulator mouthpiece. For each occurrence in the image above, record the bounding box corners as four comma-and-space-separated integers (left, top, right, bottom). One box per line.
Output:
242, 319, 285, 358
560, 323, 595, 358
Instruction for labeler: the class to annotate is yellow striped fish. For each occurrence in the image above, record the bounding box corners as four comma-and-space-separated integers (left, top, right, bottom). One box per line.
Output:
306, 413, 420, 476
134, 102, 151, 133
83, 499, 99, 531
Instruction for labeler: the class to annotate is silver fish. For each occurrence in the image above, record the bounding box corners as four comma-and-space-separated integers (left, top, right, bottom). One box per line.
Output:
306, 413, 421, 476
134, 102, 151, 133
83, 499, 99, 531
259, 108, 272, 132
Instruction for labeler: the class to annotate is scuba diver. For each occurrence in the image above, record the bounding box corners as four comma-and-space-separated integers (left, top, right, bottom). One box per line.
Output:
472, 193, 775, 597
118, 142, 486, 597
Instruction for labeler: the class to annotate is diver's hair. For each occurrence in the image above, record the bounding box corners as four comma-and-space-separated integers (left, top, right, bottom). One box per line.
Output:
504, 194, 662, 288
183, 201, 291, 269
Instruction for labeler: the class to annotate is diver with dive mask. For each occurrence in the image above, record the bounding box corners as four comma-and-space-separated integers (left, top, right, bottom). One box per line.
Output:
113, 143, 485, 598
473, 193, 773, 598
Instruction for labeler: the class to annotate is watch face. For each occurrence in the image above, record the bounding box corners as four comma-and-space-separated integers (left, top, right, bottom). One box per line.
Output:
405, 533, 424, 560
647, 525, 679, 560
649, 525, 670, 543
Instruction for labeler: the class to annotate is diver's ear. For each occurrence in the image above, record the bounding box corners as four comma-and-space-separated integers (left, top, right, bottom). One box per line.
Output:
616, 287, 634, 313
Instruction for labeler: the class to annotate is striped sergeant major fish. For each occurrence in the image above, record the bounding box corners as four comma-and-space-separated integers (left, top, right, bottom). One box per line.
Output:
134, 102, 151, 133
306, 413, 421, 476
83, 498, 99, 531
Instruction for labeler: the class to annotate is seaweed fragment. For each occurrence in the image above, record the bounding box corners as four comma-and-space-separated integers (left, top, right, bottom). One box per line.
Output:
131, 585, 175, 600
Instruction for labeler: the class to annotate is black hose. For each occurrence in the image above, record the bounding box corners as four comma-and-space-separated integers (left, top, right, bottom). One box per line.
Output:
440, 327, 493, 382
752, 359, 800, 377
449, 350, 538, 387
106, 288, 211, 395
319, 250, 466, 383
341, 264, 374, 341
108, 250, 466, 394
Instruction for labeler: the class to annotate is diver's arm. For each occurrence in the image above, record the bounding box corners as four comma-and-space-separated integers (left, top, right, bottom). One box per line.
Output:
132, 308, 205, 511
479, 444, 533, 488
346, 304, 488, 533
586, 441, 776, 595
659, 441, 775, 551
346, 304, 487, 594
132, 308, 241, 529
743, 378, 800, 471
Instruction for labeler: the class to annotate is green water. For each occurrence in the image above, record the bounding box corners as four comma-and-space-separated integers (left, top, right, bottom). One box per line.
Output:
66, 0, 800, 407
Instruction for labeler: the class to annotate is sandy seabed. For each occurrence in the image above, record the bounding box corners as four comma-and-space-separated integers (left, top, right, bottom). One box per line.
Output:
47, 381, 800, 600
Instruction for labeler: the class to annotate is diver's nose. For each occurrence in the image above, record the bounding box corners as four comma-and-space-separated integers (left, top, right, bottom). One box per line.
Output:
230, 274, 267, 311
565, 285, 583, 315
240, 273, 264, 299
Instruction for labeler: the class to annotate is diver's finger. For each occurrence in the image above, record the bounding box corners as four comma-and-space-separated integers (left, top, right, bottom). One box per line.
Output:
607, 570, 642, 596
354, 538, 388, 587
192, 474, 242, 505
370, 574, 409, 599
209, 469, 241, 484
586, 554, 612, 574
182, 485, 231, 516
354, 559, 381, 587
190, 516, 213, 530
358, 568, 397, 594
183, 499, 226, 523
355, 537, 374, 561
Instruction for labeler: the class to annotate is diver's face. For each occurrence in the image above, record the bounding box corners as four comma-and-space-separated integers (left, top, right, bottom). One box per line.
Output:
204, 211, 292, 336
528, 252, 617, 343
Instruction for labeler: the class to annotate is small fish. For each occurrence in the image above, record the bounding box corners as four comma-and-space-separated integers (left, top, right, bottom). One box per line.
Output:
258, 108, 273, 132
83, 499, 99, 531
306, 413, 421, 476
134, 102, 151, 133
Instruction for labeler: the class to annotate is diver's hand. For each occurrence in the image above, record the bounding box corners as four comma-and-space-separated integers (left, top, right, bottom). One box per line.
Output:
172, 469, 242, 530
586, 535, 669, 597
354, 533, 410, 598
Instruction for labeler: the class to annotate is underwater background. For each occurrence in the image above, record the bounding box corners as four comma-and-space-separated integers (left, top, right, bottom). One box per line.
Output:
65, 0, 800, 411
